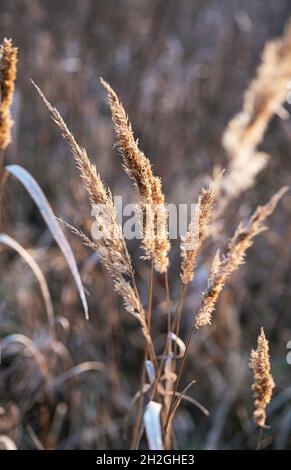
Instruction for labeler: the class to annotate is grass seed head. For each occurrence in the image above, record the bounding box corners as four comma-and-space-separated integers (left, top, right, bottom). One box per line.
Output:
101, 78, 170, 273
0, 38, 18, 151
195, 187, 288, 328
181, 184, 216, 285
250, 327, 275, 427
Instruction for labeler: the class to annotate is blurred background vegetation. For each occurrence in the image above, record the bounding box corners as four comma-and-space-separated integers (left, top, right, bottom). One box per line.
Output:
1, 0, 291, 450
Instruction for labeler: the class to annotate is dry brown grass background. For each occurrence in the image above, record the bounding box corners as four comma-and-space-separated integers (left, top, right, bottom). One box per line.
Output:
1, 0, 291, 450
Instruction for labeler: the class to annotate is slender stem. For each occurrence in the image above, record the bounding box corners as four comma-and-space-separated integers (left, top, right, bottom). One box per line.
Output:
134, 271, 172, 449
147, 260, 154, 331
141, 279, 187, 446
135, 268, 181, 449
165, 270, 171, 342
130, 360, 146, 449
130, 264, 158, 371
173, 283, 187, 339
172, 283, 188, 365
149, 270, 172, 399
131, 260, 154, 449
0, 149, 4, 168
144, 260, 158, 371
131, 271, 140, 304
164, 322, 196, 439
163, 269, 174, 427
0, 166, 8, 230
257, 427, 264, 450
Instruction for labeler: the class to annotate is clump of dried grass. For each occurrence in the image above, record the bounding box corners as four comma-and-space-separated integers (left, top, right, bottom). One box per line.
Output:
1, 17, 289, 451
0, 38, 18, 152
33, 82, 157, 366
250, 327, 275, 428
34, 73, 288, 450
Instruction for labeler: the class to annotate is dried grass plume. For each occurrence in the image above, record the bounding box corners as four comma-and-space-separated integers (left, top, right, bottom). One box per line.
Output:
0, 38, 18, 151
100, 78, 170, 273
250, 327, 275, 427
195, 187, 288, 328
181, 184, 215, 285
218, 21, 291, 211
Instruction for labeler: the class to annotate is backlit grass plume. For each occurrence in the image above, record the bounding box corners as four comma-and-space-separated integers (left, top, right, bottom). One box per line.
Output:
250, 328, 275, 428
181, 184, 215, 285
219, 21, 291, 211
0, 38, 18, 151
32, 80, 126, 258
100, 78, 170, 273
195, 187, 288, 328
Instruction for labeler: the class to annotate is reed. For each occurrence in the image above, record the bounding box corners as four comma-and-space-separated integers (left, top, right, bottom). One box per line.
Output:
195, 187, 288, 328
250, 327, 275, 429
181, 184, 216, 286
218, 20, 291, 215
100, 78, 170, 274
33, 82, 157, 368
0, 38, 18, 152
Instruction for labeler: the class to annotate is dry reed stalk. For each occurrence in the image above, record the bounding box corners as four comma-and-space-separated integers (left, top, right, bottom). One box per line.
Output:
250, 327, 275, 428
219, 21, 291, 210
34, 83, 157, 367
195, 186, 288, 328
130, 259, 154, 449
0, 38, 18, 152
100, 78, 170, 273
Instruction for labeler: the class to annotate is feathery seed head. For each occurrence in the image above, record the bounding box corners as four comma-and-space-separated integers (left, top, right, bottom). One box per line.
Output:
100, 78, 153, 202
250, 328, 275, 428
32, 80, 109, 208
181, 185, 215, 285
219, 21, 291, 211
0, 38, 18, 151
101, 78, 170, 272
194, 187, 288, 328
33, 81, 133, 277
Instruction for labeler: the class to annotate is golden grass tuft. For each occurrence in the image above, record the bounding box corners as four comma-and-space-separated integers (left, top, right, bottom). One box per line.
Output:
181, 184, 216, 285
100, 78, 170, 273
195, 187, 288, 328
0, 38, 18, 151
250, 327, 275, 428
